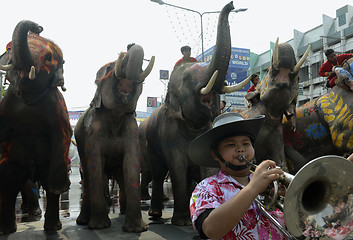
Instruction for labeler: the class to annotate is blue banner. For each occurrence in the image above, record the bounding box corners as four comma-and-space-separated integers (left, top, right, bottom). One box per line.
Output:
225, 67, 250, 91
196, 46, 250, 69
229, 48, 250, 69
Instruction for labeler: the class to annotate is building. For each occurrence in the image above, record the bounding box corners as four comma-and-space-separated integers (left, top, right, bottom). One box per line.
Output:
250, 4, 353, 106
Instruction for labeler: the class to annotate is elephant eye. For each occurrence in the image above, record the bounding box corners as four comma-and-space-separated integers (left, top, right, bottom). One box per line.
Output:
44, 54, 52, 63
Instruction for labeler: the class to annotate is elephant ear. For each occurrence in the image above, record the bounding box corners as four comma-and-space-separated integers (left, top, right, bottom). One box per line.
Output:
164, 91, 184, 120
90, 63, 113, 109
90, 87, 102, 109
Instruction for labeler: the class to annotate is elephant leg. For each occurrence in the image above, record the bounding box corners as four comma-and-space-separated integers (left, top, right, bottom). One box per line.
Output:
0, 190, 18, 235
121, 153, 147, 232
44, 191, 62, 231
21, 180, 42, 216
140, 169, 152, 200
169, 163, 192, 226
284, 145, 308, 174
114, 171, 126, 214
85, 147, 110, 229
149, 162, 168, 219
76, 157, 91, 225
103, 175, 112, 210
0, 162, 26, 235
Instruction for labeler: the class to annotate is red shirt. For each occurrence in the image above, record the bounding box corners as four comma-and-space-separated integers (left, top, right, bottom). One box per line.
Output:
174, 57, 197, 69
247, 84, 257, 93
319, 53, 353, 80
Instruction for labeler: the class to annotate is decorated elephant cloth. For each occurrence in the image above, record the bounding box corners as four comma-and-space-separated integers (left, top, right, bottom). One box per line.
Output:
0, 20, 72, 234
283, 57, 353, 171
74, 44, 154, 232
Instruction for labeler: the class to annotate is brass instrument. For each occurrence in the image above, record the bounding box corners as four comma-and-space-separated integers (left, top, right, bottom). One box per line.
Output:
240, 155, 353, 240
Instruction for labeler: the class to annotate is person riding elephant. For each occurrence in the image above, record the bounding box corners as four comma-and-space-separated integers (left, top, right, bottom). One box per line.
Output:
75, 44, 154, 232
0, 20, 72, 234
139, 2, 252, 226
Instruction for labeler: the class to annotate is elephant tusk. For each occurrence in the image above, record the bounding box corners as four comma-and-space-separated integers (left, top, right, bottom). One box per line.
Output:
222, 75, 252, 93
200, 70, 218, 95
272, 38, 279, 69
139, 56, 155, 81
29, 66, 35, 80
0, 63, 14, 71
114, 52, 125, 78
293, 44, 311, 73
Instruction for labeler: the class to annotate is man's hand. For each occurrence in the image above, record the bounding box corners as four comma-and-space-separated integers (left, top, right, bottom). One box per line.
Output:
329, 71, 336, 78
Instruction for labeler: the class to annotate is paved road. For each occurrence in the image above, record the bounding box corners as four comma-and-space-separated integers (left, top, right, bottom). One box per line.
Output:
0, 165, 199, 240
2, 164, 353, 240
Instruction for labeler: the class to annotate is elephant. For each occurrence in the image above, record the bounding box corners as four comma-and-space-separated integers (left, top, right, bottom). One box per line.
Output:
283, 56, 353, 171
74, 44, 155, 232
138, 2, 251, 226
242, 39, 310, 173
0, 20, 72, 234
0, 41, 42, 219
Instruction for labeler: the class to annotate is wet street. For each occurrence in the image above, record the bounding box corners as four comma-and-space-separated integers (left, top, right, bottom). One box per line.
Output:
2, 161, 353, 240
1, 162, 199, 240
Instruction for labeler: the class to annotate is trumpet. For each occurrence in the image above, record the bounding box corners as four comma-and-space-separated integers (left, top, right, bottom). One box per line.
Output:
239, 155, 353, 240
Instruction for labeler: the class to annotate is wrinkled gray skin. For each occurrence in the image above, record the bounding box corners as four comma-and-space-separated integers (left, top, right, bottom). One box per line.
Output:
0, 20, 72, 234
242, 42, 309, 173
138, 2, 235, 226
75, 44, 153, 232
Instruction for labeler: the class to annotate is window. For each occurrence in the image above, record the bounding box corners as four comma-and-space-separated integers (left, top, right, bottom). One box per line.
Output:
338, 14, 346, 27
311, 62, 321, 79
298, 66, 308, 83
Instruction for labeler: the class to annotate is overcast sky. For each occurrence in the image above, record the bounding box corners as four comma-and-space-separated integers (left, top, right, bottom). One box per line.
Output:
1, 0, 352, 112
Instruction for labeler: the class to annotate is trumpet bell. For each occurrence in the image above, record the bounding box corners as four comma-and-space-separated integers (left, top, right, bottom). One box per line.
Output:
284, 155, 353, 239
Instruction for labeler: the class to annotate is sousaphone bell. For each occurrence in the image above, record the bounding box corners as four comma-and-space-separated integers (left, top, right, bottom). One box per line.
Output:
248, 155, 353, 239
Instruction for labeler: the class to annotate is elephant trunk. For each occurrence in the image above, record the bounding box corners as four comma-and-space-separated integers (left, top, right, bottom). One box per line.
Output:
11, 20, 43, 72
119, 45, 144, 81
205, 1, 234, 93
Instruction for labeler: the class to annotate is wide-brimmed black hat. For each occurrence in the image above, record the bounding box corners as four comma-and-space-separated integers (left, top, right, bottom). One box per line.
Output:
189, 112, 265, 168
180, 45, 191, 53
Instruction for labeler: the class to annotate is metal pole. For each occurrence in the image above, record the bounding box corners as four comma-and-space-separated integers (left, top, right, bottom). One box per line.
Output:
200, 13, 204, 61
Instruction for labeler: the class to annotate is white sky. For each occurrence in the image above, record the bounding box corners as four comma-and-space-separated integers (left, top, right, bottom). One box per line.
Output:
1, 0, 352, 112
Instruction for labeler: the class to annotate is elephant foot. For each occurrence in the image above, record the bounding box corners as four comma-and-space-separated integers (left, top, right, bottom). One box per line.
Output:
122, 219, 148, 233
22, 205, 42, 216
0, 223, 17, 235
171, 215, 192, 226
88, 215, 111, 229
76, 212, 90, 225
148, 208, 162, 219
44, 219, 62, 231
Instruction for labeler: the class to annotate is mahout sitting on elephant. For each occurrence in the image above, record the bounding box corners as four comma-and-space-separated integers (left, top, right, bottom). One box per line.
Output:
0, 20, 72, 234
138, 2, 252, 226
74, 44, 154, 232
283, 56, 353, 171
242, 39, 310, 173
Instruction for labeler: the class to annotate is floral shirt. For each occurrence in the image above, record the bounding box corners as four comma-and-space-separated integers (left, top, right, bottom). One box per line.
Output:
190, 170, 285, 240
